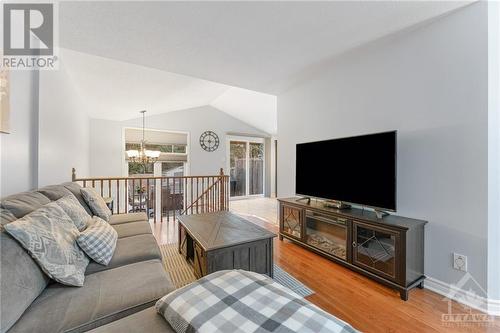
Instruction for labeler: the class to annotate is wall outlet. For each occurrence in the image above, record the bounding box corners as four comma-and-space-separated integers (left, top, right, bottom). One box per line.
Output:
453, 253, 468, 272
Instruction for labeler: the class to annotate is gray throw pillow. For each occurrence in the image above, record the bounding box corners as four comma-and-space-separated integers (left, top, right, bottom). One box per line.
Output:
80, 188, 112, 221
77, 217, 117, 265
54, 195, 91, 231
3, 203, 90, 287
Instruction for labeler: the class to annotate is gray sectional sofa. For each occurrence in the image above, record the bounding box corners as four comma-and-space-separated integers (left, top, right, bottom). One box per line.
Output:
0, 182, 175, 333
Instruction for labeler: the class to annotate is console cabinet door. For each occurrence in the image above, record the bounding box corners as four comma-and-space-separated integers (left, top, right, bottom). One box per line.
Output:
280, 205, 303, 240
352, 221, 401, 283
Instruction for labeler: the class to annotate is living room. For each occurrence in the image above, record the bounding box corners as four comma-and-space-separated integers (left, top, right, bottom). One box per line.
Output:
1, 1, 500, 332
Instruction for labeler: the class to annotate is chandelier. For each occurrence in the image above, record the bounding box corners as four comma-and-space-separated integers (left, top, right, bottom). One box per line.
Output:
126, 110, 161, 165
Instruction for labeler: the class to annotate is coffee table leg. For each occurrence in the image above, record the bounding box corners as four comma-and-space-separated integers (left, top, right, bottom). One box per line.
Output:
178, 224, 181, 254
269, 238, 274, 278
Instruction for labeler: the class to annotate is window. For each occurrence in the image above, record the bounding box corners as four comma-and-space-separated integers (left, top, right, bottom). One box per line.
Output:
125, 143, 186, 154
128, 162, 154, 175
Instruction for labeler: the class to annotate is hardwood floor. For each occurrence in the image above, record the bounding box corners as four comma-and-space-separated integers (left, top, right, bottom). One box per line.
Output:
151, 198, 500, 332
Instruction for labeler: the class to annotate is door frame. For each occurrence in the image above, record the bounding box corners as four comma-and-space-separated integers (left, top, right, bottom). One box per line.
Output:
226, 135, 266, 200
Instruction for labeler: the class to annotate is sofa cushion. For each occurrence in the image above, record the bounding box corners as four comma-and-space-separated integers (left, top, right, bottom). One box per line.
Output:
85, 234, 161, 275
37, 184, 73, 201
62, 182, 94, 216
0, 191, 50, 218
77, 217, 118, 265
87, 306, 175, 333
54, 195, 91, 231
109, 212, 148, 225
81, 188, 112, 221
4, 203, 90, 286
7, 260, 174, 333
0, 230, 51, 333
113, 221, 152, 238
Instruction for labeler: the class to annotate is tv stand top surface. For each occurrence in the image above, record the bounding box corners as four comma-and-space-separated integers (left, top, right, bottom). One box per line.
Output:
278, 197, 427, 230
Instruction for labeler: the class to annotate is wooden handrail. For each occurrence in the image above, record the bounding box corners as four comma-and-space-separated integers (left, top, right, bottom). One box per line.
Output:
71, 168, 229, 222
181, 177, 221, 215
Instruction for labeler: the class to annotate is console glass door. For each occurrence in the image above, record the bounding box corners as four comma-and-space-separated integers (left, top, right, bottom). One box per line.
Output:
352, 222, 399, 281
281, 205, 302, 239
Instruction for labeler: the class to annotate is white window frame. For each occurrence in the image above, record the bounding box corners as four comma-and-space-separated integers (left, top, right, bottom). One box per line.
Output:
226, 135, 265, 200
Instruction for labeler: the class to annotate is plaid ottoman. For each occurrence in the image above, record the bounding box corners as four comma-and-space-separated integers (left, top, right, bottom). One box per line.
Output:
156, 270, 357, 333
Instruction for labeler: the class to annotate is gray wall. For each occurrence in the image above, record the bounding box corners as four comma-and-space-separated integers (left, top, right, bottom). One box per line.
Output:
277, 3, 491, 295
38, 59, 90, 186
0, 58, 91, 196
89, 105, 270, 181
0, 70, 39, 196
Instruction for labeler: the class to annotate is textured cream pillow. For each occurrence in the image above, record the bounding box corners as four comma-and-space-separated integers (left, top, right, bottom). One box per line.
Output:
4, 203, 90, 286
54, 195, 91, 231
80, 188, 112, 221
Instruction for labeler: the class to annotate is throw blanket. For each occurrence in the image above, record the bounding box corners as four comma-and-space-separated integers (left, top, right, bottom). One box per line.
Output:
156, 270, 357, 333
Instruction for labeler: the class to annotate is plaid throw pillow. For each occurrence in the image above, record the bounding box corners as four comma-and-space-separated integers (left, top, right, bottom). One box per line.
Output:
77, 217, 117, 265
80, 188, 112, 221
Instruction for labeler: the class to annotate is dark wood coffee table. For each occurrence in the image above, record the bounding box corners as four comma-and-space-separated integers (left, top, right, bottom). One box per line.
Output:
178, 212, 276, 279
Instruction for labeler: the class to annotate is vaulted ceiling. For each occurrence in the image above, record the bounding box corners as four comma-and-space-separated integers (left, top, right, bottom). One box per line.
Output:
61, 49, 277, 134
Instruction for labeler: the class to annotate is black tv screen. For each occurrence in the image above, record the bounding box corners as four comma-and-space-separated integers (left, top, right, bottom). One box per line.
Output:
295, 131, 397, 211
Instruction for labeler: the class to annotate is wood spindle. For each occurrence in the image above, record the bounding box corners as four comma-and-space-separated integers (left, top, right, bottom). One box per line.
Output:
146, 178, 150, 222
166, 178, 170, 223
116, 180, 120, 214
173, 177, 176, 222
125, 179, 128, 214
153, 178, 157, 223
196, 177, 200, 214
160, 178, 163, 223
132, 178, 135, 212
190, 178, 194, 215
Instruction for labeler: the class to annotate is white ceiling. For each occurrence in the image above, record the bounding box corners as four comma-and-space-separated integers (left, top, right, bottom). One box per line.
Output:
60, 1, 471, 94
61, 49, 278, 134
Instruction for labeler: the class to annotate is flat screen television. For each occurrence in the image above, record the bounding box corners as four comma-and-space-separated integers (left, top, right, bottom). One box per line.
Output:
295, 131, 397, 211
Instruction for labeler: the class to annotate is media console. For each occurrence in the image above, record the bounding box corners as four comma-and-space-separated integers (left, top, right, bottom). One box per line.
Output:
278, 198, 427, 300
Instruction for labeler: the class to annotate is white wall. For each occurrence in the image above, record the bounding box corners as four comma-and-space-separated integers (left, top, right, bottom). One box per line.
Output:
0, 70, 39, 196
277, 2, 491, 296
38, 59, 90, 186
89, 105, 270, 180
487, 1, 500, 302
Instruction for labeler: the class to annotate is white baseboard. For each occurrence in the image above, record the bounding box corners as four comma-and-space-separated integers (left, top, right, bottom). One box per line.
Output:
424, 276, 500, 316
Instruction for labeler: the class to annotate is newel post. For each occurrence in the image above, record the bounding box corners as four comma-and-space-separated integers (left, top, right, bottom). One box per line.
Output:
72, 168, 76, 182
219, 168, 225, 211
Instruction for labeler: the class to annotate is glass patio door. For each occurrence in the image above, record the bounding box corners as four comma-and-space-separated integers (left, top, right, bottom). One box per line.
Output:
228, 137, 264, 198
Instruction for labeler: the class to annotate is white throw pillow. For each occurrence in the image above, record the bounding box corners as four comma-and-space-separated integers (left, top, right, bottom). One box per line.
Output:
4, 203, 89, 286
77, 217, 117, 265
80, 188, 112, 221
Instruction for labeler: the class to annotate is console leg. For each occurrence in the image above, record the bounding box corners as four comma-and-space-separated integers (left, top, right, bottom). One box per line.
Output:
279, 235, 283, 241
400, 290, 409, 301
417, 281, 424, 289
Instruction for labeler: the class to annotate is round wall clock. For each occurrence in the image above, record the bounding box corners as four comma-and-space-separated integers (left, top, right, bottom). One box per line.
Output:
199, 131, 220, 152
